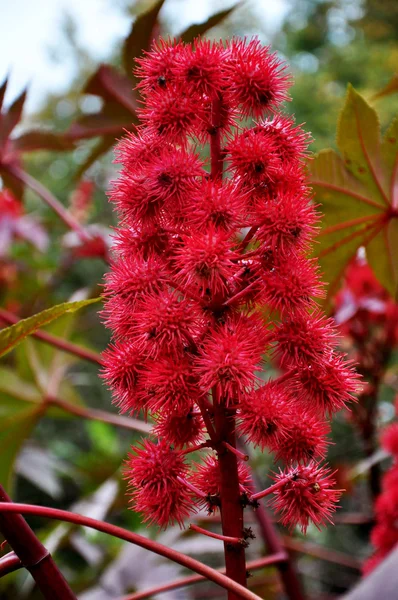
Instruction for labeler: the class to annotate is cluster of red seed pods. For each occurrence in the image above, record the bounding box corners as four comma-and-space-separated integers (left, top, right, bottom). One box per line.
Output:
102, 37, 359, 540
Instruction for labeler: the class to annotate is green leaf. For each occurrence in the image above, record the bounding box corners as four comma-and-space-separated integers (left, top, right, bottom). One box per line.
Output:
381, 116, 398, 195
310, 149, 385, 298
336, 84, 389, 205
0, 366, 42, 405
310, 87, 398, 299
0, 298, 100, 358
0, 405, 43, 492
179, 4, 239, 43
122, 0, 166, 78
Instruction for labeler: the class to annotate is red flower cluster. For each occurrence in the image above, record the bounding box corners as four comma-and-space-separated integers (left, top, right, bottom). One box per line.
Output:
363, 397, 398, 574
102, 37, 358, 532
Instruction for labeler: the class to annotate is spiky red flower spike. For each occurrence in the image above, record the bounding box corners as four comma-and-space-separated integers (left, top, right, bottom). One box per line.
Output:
102, 35, 358, 594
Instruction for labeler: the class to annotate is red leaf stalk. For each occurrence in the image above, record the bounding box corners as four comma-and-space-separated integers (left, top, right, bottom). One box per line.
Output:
0, 501, 262, 600
0, 552, 22, 578
0, 486, 76, 599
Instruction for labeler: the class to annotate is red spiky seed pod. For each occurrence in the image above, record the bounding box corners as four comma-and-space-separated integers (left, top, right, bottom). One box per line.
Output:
223, 39, 292, 117
190, 455, 253, 512
271, 463, 342, 533
237, 382, 292, 451
124, 440, 194, 528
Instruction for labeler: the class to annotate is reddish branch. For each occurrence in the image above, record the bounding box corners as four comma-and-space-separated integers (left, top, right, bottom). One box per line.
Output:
3, 163, 92, 244
121, 553, 287, 600
0, 502, 262, 600
0, 551, 22, 578
0, 308, 103, 366
0, 487, 76, 599
189, 523, 243, 545
46, 396, 151, 434
282, 535, 362, 571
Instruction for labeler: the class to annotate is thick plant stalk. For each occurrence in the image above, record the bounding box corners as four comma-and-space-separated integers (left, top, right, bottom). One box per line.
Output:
0, 487, 76, 599
0, 501, 262, 600
214, 400, 247, 597
209, 96, 247, 597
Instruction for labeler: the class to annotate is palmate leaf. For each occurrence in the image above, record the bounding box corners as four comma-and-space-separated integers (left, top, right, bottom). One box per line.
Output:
0, 298, 100, 358
179, 3, 239, 43
309, 85, 398, 300
122, 0, 166, 79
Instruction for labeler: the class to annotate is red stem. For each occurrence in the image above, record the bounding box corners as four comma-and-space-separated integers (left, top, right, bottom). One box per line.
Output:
318, 215, 385, 258
177, 477, 208, 499
209, 93, 248, 597
251, 478, 290, 501
222, 441, 249, 461
252, 503, 305, 600
189, 523, 242, 545
121, 553, 287, 600
238, 226, 258, 251
214, 391, 247, 599
0, 551, 22, 578
210, 95, 223, 179
0, 487, 76, 599
318, 212, 382, 236
46, 395, 151, 435
0, 308, 103, 366
196, 397, 217, 442
282, 535, 361, 570
3, 163, 92, 244
0, 502, 262, 600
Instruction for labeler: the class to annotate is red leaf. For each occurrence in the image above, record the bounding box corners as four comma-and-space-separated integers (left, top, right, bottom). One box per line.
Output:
0, 89, 27, 147
12, 131, 75, 153
84, 65, 137, 114
122, 0, 166, 78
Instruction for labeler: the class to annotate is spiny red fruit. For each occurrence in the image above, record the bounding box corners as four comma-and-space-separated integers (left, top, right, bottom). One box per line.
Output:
124, 440, 193, 527
190, 455, 253, 513
102, 36, 356, 533
237, 382, 292, 451
271, 463, 342, 533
